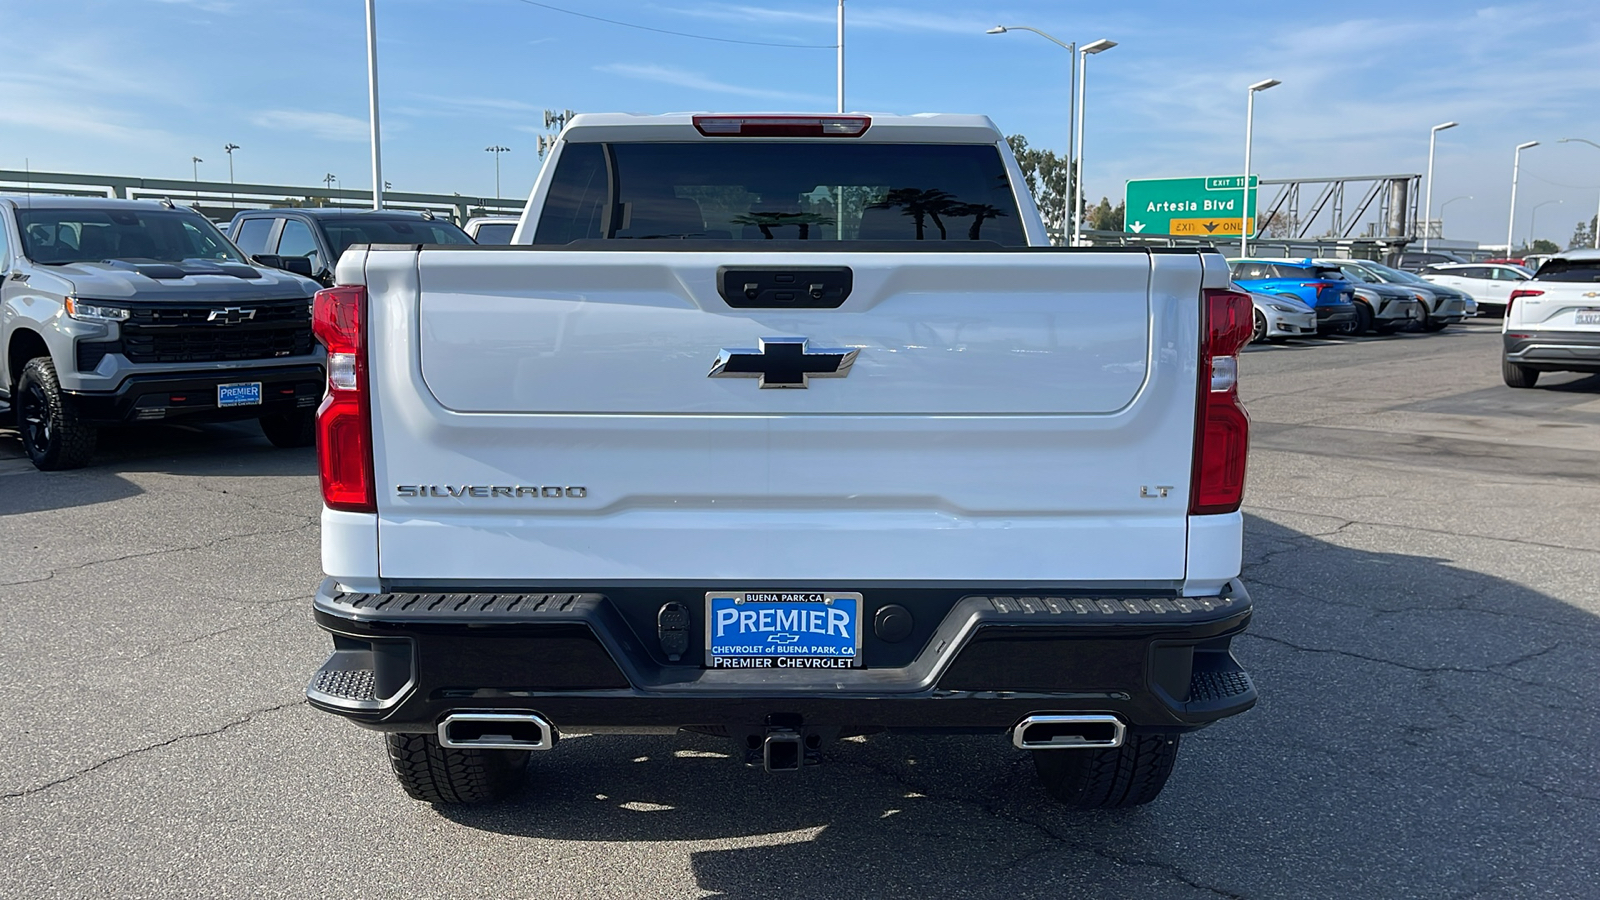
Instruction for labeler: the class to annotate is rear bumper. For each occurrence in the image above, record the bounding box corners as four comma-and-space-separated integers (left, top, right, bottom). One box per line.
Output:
62, 365, 324, 426
1503, 330, 1600, 371
306, 577, 1256, 737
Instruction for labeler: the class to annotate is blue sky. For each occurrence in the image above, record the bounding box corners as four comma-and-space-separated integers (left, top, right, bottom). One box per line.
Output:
2, 0, 1598, 246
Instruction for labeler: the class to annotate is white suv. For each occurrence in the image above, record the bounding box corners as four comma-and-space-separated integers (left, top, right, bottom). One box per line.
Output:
1423, 263, 1532, 317
1501, 250, 1600, 388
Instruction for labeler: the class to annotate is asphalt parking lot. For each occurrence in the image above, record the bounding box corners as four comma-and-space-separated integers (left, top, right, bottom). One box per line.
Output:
2, 320, 1597, 899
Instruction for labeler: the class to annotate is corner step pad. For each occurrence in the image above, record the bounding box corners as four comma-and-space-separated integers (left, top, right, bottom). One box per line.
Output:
311, 667, 376, 701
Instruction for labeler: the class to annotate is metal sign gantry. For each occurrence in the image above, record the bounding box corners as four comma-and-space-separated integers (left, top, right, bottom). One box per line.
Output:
1256, 174, 1421, 241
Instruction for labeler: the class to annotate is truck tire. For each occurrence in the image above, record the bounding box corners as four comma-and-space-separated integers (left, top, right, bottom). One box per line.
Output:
384, 733, 528, 804
1502, 359, 1540, 389
259, 409, 316, 448
15, 357, 97, 470
1031, 733, 1180, 809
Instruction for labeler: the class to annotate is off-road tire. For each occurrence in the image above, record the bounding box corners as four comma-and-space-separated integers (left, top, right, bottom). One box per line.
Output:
1502, 359, 1540, 389
1251, 310, 1268, 344
385, 732, 529, 804
1032, 734, 1181, 809
259, 409, 316, 448
1351, 302, 1374, 336
15, 356, 97, 470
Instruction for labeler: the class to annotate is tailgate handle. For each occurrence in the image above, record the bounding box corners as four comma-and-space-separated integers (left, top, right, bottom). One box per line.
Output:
717, 266, 852, 309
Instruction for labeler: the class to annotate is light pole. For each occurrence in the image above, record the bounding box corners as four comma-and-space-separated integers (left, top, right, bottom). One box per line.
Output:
485, 146, 511, 200
1529, 199, 1562, 248
1073, 39, 1116, 246
1558, 138, 1600, 249
987, 25, 1077, 246
223, 143, 240, 206
836, 0, 845, 114
1241, 78, 1280, 257
191, 156, 203, 205
323, 173, 337, 204
1507, 141, 1539, 254
1422, 121, 1458, 253
1437, 195, 1471, 239
366, 0, 384, 210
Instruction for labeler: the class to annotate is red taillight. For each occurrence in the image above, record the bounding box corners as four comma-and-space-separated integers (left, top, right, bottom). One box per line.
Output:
1300, 281, 1332, 290
1191, 288, 1253, 516
312, 286, 375, 513
1506, 288, 1543, 317
692, 114, 871, 137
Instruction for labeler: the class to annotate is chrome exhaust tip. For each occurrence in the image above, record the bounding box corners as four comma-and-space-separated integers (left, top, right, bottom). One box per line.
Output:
1012, 714, 1125, 750
438, 712, 556, 751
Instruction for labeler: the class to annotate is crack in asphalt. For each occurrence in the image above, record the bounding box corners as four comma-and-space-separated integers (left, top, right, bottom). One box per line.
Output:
1245, 505, 1600, 555
0, 700, 305, 802
112, 597, 309, 664
0, 520, 317, 589
828, 752, 1245, 899
1241, 633, 1580, 698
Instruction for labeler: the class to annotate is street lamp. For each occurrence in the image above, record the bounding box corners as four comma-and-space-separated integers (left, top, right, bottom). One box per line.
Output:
1073, 39, 1116, 246
1241, 78, 1280, 257
1558, 138, 1600, 249
223, 143, 240, 206
485, 146, 511, 201
1506, 141, 1539, 254
1423, 121, 1458, 253
1529, 199, 1562, 248
1437, 195, 1472, 239
191, 156, 203, 205
366, 0, 384, 210
988, 25, 1077, 246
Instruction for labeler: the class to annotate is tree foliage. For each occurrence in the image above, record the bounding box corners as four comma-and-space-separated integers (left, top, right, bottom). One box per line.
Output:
1088, 196, 1125, 232
1006, 134, 1075, 245
1570, 215, 1598, 250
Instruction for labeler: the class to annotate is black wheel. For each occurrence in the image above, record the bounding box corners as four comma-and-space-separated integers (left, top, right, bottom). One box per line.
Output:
1502, 359, 1540, 389
385, 733, 529, 804
1031, 733, 1181, 809
259, 409, 316, 448
1351, 302, 1374, 336
15, 357, 97, 471
1251, 310, 1269, 343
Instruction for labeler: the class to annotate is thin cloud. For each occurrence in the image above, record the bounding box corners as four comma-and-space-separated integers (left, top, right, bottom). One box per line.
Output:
251, 110, 370, 142
677, 3, 987, 36
595, 63, 826, 103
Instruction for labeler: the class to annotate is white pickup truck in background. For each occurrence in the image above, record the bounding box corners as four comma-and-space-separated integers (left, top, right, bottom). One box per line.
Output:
303, 113, 1258, 809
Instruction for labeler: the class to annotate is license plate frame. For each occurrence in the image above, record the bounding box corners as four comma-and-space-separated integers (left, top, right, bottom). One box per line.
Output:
217, 382, 263, 408
704, 591, 864, 669
1576, 308, 1600, 326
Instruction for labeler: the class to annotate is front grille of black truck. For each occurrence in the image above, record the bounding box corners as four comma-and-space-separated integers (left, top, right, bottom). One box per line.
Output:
108, 299, 314, 365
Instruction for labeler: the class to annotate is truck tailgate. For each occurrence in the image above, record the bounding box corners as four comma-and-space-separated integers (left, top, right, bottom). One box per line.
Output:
366, 248, 1213, 584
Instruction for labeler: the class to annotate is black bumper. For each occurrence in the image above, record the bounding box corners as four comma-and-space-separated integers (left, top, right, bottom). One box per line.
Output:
306, 578, 1256, 737
1315, 305, 1358, 327
63, 365, 324, 426
1504, 330, 1600, 372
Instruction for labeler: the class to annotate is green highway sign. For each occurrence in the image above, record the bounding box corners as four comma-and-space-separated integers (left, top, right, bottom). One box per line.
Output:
1125, 175, 1260, 238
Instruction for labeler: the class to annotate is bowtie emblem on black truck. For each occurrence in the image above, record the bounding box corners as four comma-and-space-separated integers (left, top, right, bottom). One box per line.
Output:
708, 336, 858, 389
207, 307, 257, 324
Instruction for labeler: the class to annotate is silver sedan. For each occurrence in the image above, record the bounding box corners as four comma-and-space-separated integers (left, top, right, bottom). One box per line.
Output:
1245, 287, 1319, 342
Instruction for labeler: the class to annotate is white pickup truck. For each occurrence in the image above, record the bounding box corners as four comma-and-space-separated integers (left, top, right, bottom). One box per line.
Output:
304, 113, 1258, 809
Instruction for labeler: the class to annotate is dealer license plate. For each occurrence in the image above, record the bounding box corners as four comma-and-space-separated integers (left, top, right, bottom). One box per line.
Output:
705, 591, 863, 669
217, 382, 262, 407
1576, 308, 1600, 326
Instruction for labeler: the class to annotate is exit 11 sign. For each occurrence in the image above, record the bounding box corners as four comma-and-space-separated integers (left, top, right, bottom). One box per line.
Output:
1125, 176, 1259, 237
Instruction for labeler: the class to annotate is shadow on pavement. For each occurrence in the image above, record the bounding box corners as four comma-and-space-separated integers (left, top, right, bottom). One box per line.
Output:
435, 515, 1600, 898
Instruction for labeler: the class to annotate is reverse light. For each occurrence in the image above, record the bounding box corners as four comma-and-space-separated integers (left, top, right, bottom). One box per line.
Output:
1191, 288, 1253, 516
64, 298, 130, 322
312, 285, 375, 513
692, 115, 871, 137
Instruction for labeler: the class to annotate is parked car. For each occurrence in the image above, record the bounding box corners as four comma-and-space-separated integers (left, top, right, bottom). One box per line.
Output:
1420, 263, 1531, 317
304, 112, 1258, 810
1500, 248, 1600, 388
1340, 260, 1468, 332
464, 216, 519, 244
1228, 258, 1358, 334
1243, 286, 1317, 342
0, 196, 323, 469
1312, 259, 1425, 334
229, 208, 475, 286
1393, 249, 1465, 272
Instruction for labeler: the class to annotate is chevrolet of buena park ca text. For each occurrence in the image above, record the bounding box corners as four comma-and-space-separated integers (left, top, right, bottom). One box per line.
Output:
301, 113, 1257, 808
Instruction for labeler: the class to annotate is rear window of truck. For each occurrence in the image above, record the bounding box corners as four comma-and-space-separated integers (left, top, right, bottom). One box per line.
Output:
532, 142, 1027, 246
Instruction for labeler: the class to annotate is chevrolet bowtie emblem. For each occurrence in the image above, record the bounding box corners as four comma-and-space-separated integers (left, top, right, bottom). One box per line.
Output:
1585, 292, 1599, 298
708, 336, 858, 389
207, 307, 256, 324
